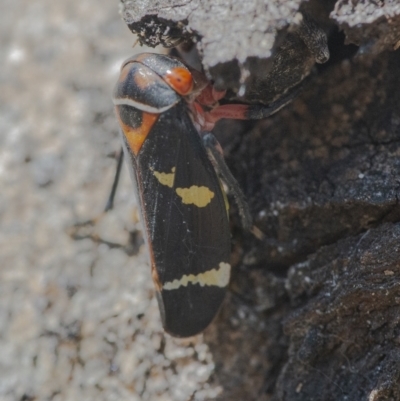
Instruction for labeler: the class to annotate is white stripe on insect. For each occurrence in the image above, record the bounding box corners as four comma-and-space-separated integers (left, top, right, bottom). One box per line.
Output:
113, 97, 177, 113
163, 262, 231, 290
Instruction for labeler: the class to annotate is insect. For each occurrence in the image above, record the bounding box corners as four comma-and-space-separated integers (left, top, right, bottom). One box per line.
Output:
112, 53, 304, 337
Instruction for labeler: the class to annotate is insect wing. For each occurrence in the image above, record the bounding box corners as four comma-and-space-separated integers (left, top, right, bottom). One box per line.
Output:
121, 103, 231, 337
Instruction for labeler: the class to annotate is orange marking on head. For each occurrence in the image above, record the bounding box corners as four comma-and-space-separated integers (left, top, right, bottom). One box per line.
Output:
119, 63, 132, 84
116, 109, 158, 155
164, 67, 193, 95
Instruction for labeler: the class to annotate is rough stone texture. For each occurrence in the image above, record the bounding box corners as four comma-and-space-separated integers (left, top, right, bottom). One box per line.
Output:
235, 53, 400, 268
119, 0, 400, 400
121, 0, 303, 66
331, 0, 400, 55
281, 223, 400, 400
122, 0, 400, 63
0, 2, 220, 401
203, 50, 400, 401
2, 1, 400, 401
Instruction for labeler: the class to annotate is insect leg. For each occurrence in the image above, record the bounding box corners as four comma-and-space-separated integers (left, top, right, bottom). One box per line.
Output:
104, 146, 124, 212
202, 133, 253, 231
68, 146, 129, 248
244, 82, 305, 119
205, 74, 314, 126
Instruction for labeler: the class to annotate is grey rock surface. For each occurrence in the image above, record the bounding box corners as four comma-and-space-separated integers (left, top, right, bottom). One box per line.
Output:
121, 0, 303, 66
331, 0, 400, 54
0, 1, 219, 400
207, 50, 400, 400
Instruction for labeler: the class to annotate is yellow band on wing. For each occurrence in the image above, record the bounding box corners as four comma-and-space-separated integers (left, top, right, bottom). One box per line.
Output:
163, 262, 231, 290
176, 185, 214, 207
153, 167, 176, 188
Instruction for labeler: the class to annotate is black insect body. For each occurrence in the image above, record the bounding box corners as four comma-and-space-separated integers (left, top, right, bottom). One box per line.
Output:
112, 51, 328, 337
113, 53, 235, 337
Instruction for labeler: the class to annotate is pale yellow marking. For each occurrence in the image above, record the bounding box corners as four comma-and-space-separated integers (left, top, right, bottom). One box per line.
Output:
163, 262, 231, 290
153, 167, 176, 188
176, 185, 214, 207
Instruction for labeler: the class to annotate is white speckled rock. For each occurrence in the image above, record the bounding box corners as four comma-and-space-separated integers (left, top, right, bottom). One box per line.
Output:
0, 1, 217, 400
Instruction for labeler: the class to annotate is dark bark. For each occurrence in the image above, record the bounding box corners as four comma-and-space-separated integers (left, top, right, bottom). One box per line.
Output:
120, 0, 400, 400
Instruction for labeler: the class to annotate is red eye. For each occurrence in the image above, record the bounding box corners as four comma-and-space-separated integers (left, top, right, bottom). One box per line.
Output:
164, 67, 193, 95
